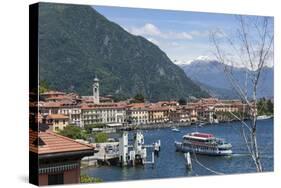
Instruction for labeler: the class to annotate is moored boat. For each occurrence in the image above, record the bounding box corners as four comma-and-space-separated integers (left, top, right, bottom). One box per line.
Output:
257, 115, 273, 120
175, 132, 232, 156
198, 122, 206, 127
171, 127, 180, 132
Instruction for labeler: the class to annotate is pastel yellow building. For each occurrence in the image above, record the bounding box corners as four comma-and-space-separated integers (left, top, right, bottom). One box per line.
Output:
148, 107, 169, 123
46, 114, 69, 132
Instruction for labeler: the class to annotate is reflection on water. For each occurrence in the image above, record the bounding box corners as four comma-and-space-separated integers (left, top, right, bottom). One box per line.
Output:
82, 119, 273, 182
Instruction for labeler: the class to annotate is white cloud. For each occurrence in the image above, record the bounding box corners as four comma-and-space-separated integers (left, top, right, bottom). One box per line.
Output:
189, 30, 209, 37
130, 23, 161, 36
168, 31, 193, 40
128, 23, 193, 40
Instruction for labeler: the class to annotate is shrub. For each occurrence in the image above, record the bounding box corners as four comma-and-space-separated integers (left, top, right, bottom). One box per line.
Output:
94, 132, 108, 143
80, 175, 102, 183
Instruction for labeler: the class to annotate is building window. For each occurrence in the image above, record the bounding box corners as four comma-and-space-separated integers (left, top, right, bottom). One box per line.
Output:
48, 173, 64, 185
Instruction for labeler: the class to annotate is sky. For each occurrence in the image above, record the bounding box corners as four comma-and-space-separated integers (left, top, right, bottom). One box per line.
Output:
93, 5, 273, 66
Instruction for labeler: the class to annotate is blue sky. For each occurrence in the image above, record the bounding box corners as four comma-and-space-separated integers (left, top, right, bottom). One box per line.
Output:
93, 5, 273, 65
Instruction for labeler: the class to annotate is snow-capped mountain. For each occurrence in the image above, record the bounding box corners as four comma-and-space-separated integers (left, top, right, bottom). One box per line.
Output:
177, 57, 273, 99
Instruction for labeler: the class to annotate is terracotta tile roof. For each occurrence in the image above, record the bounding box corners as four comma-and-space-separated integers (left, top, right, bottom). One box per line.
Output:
156, 101, 178, 105
41, 91, 66, 95
41, 102, 63, 108
29, 129, 93, 155
46, 114, 68, 120
127, 103, 149, 109
148, 106, 170, 111
81, 103, 126, 110
45, 96, 73, 100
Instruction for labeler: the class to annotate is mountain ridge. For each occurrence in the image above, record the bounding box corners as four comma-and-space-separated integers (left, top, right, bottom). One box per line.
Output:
178, 58, 273, 99
38, 3, 209, 101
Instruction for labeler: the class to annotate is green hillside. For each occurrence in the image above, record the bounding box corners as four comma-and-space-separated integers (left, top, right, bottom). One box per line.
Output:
38, 3, 209, 101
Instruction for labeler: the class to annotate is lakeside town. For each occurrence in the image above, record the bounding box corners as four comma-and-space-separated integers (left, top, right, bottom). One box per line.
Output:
34, 76, 273, 133
30, 76, 273, 185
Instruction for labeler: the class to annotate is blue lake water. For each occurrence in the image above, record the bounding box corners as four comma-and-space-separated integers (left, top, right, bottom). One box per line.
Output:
82, 119, 273, 182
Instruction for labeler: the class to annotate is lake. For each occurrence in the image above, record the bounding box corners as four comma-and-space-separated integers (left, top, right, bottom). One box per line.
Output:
81, 118, 273, 182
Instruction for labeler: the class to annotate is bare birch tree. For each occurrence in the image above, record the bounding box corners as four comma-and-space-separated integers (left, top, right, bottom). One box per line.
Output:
210, 15, 273, 172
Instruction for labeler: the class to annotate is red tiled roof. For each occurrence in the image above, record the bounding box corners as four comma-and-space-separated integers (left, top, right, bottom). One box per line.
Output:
45, 96, 73, 100
148, 106, 170, 111
29, 129, 93, 155
156, 101, 178, 105
41, 91, 66, 95
81, 102, 127, 110
127, 103, 149, 109
41, 102, 63, 108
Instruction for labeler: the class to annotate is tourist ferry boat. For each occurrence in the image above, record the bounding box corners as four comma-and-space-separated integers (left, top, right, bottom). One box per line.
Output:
175, 132, 232, 156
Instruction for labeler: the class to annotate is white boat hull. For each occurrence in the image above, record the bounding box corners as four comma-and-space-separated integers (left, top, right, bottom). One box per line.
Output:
175, 141, 232, 156
257, 115, 273, 120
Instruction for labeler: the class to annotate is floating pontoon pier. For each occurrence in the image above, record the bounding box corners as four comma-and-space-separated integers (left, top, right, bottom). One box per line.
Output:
119, 131, 161, 167
87, 131, 161, 167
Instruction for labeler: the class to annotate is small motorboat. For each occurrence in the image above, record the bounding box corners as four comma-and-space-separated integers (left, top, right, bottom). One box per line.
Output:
171, 127, 180, 132
257, 115, 272, 120
198, 122, 206, 127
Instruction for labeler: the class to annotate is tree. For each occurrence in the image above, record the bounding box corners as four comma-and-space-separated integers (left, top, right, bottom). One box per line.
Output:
84, 124, 106, 134
210, 16, 273, 172
267, 99, 273, 114
132, 93, 145, 103
94, 132, 108, 143
39, 80, 50, 94
178, 98, 187, 105
58, 125, 86, 140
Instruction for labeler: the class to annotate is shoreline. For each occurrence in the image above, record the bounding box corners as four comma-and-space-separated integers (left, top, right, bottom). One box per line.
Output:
117, 119, 248, 131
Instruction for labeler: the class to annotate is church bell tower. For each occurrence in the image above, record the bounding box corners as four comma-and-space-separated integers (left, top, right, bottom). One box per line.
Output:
93, 76, 100, 104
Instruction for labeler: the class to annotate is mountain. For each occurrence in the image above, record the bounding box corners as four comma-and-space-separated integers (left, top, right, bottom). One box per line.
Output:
195, 81, 239, 99
38, 3, 209, 101
178, 58, 273, 99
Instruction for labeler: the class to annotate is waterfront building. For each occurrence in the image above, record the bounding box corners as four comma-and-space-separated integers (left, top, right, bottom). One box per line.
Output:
81, 103, 126, 126
214, 103, 240, 113
40, 101, 62, 115
40, 101, 83, 127
196, 105, 215, 123
29, 128, 94, 185
169, 107, 190, 123
148, 105, 170, 123
183, 105, 198, 122
214, 101, 249, 121
57, 103, 82, 127
46, 114, 69, 132
127, 103, 149, 125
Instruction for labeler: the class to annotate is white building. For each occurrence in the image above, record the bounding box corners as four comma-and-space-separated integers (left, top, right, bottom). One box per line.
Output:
81, 104, 126, 126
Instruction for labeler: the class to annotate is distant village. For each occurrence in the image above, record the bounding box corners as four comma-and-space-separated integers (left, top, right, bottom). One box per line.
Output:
34, 77, 252, 133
